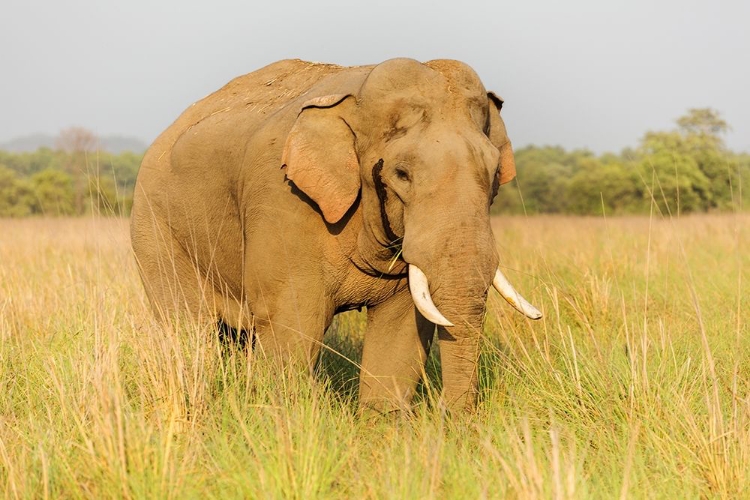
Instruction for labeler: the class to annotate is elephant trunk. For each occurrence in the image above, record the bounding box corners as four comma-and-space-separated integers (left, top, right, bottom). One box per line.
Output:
404, 220, 498, 411
434, 296, 487, 411
402, 183, 542, 410
409, 264, 542, 410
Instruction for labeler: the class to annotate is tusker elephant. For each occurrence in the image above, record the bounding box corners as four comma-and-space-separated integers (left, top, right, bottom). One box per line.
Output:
130, 58, 541, 413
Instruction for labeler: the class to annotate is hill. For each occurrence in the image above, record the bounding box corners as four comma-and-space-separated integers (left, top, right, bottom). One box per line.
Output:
0, 133, 147, 154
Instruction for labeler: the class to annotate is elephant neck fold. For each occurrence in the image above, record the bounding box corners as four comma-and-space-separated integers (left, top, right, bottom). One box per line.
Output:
348, 253, 407, 278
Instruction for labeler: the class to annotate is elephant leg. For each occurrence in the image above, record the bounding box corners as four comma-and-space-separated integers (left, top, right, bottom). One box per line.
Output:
359, 293, 435, 413
133, 216, 227, 326
250, 288, 332, 373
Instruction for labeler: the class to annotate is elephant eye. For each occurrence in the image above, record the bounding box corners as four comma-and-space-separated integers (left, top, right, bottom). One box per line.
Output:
394, 166, 411, 182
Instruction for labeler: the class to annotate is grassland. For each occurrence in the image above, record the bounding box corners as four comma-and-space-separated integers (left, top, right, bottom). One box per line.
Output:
0, 214, 748, 499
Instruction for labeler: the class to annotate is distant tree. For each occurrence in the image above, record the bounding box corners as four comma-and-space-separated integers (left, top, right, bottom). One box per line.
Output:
568, 161, 642, 214
0, 150, 28, 175
27, 147, 64, 175
494, 146, 579, 214
637, 145, 711, 214
55, 127, 101, 214
55, 127, 99, 153
676, 109, 736, 210
676, 108, 729, 138
0, 165, 32, 216
87, 170, 121, 215
517, 161, 568, 213
105, 151, 141, 192
492, 178, 524, 214
638, 109, 737, 211
29, 169, 75, 215
102, 152, 140, 214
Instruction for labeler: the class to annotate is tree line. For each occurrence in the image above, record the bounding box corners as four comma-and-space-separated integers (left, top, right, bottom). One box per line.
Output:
0, 128, 140, 216
494, 109, 749, 215
0, 110, 748, 217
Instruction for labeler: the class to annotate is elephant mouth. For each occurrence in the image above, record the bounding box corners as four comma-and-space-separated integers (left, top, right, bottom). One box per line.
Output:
407, 264, 542, 326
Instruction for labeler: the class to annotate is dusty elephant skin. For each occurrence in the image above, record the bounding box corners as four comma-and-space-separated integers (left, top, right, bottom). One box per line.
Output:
130, 58, 540, 414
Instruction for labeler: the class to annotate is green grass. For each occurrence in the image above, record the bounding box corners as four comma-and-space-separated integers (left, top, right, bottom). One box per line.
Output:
0, 214, 748, 498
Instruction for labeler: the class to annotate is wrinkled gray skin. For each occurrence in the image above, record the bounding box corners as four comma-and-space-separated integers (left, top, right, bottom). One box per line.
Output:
131, 58, 518, 413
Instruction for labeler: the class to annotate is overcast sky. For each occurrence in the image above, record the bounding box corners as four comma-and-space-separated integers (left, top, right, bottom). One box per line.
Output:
1, 0, 748, 153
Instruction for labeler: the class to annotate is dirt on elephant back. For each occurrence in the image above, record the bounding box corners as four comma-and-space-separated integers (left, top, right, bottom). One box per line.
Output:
192, 60, 344, 121
218, 60, 344, 115
145, 60, 346, 167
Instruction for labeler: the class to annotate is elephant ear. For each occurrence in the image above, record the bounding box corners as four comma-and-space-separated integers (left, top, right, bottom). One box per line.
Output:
487, 92, 517, 186
282, 94, 360, 224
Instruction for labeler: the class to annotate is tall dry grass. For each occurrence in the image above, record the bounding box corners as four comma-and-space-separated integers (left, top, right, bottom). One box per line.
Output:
0, 214, 748, 498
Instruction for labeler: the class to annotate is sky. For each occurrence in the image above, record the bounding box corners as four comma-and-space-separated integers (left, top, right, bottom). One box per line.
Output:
1, 0, 748, 153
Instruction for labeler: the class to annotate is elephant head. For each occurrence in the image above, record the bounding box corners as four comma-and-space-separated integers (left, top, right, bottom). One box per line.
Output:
283, 58, 540, 410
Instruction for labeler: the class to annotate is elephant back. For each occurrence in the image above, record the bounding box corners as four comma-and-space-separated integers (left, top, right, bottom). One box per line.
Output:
141, 60, 346, 173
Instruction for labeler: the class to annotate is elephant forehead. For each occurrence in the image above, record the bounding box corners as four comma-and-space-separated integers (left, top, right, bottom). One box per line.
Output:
425, 59, 487, 99
363, 58, 443, 90
388, 126, 499, 173
359, 61, 456, 106
356, 59, 491, 137
423, 59, 489, 127
372, 96, 486, 143
363, 86, 478, 126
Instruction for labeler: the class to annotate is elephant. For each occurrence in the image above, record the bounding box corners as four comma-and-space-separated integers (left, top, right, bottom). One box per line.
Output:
130, 58, 541, 413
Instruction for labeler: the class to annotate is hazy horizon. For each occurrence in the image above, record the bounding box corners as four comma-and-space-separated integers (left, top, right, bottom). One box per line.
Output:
2, 0, 748, 154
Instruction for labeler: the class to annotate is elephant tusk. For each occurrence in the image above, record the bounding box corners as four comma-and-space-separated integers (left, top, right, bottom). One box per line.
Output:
408, 265, 454, 327
493, 268, 543, 320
